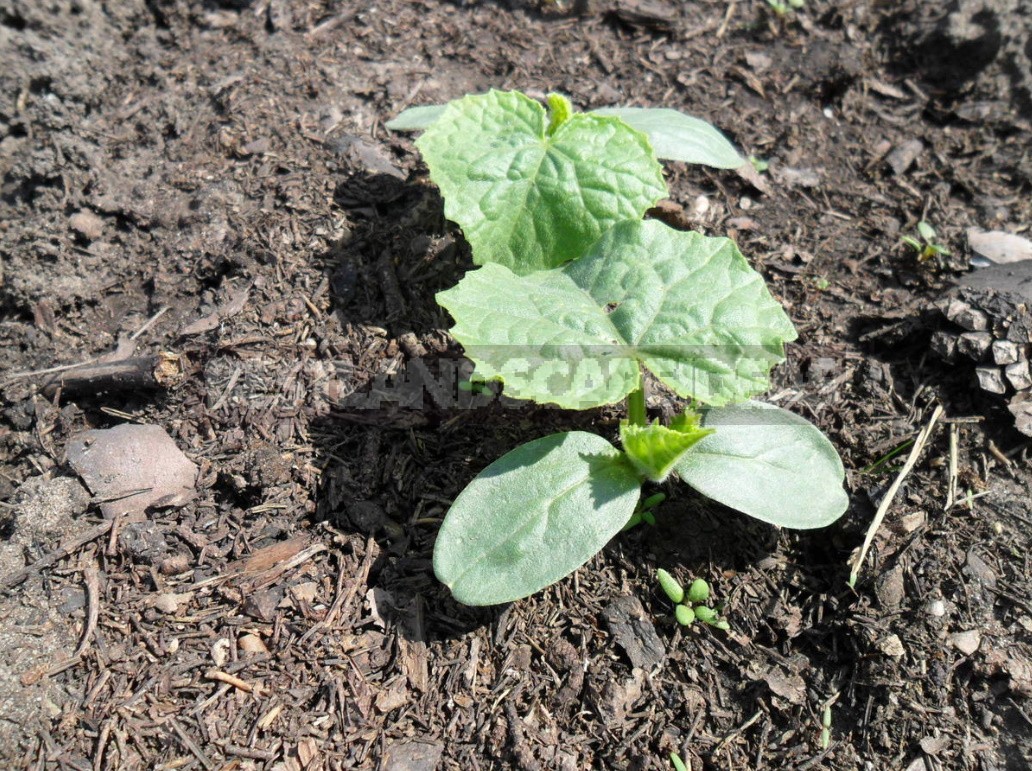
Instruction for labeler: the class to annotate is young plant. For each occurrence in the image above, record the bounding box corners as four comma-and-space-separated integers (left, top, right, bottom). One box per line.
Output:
388, 90, 849, 606
902, 220, 950, 262
658, 572, 730, 631
766, 0, 805, 15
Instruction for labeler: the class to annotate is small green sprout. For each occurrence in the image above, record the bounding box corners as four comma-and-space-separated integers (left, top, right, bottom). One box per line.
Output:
749, 155, 770, 173
766, 0, 805, 15
675, 604, 696, 626
902, 221, 950, 262
820, 704, 832, 750
657, 572, 729, 631
686, 578, 710, 604
670, 751, 689, 771
622, 492, 666, 532
657, 568, 685, 604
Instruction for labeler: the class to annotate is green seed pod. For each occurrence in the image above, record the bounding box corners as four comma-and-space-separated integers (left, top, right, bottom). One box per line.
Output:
686, 578, 710, 604
675, 604, 695, 626
693, 605, 717, 624
656, 568, 684, 604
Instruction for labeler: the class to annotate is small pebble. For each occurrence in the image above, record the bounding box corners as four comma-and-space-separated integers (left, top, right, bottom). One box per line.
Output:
925, 599, 946, 618
950, 630, 981, 656
153, 593, 183, 614
239, 634, 269, 655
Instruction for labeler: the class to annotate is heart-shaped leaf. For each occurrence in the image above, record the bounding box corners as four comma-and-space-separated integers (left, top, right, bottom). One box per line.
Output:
676, 401, 848, 529
434, 432, 641, 605
416, 90, 666, 274
594, 107, 743, 169
436, 220, 797, 408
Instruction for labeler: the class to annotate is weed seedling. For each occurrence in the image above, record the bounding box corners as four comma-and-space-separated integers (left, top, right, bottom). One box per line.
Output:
388, 90, 849, 606
670, 751, 689, 771
902, 221, 950, 262
659, 571, 730, 631
766, 0, 805, 15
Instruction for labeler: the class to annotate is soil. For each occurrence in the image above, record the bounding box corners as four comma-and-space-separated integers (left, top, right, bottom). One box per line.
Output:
2, 0, 1032, 769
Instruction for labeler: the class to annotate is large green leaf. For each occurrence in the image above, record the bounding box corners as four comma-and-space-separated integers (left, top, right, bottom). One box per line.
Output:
435, 264, 641, 409
434, 432, 642, 605
676, 401, 848, 529
594, 107, 743, 169
415, 90, 666, 274
437, 220, 797, 408
620, 415, 713, 482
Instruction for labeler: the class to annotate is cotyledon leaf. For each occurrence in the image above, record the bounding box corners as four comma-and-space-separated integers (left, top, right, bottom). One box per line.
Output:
415, 90, 666, 274
594, 107, 743, 169
387, 100, 742, 170
385, 104, 447, 131
437, 220, 797, 408
433, 431, 642, 605
676, 400, 848, 529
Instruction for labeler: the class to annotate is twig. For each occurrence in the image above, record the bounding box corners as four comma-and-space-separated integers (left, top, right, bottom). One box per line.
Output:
74, 562, 101, 658
2, 521, 113, 591
299, 537, 376, 644
205, 669, 253, 693
129, 306, 169, 341
849, 404, 944, 587
716, 0, 737, 39
210, 366, 243, 412
714, 710, 763, 752
945, 423, 959, 510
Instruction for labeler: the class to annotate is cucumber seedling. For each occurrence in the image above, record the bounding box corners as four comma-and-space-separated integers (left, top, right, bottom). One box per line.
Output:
388, 90, 849, 606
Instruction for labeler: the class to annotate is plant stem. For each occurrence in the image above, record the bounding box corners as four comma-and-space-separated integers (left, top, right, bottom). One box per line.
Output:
627, 387, 647, 426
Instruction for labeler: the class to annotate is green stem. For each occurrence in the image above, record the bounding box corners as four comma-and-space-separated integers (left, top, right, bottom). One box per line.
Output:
627, 386, 647, 426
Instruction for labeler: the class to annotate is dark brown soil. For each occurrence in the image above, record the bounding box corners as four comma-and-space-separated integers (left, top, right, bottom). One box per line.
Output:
2, 0, 1032, 768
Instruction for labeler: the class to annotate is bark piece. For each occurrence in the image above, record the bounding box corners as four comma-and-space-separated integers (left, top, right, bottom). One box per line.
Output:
602, 595, 666, 670
65, 424, 198, 518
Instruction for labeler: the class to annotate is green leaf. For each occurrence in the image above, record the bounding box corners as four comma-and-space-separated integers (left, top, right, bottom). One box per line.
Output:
416, 90, 667, 273
677, 401, 848, 529
594, 107, 743, 169
620, 417, 713, 482
433, 432, 641, 605
385, 104, 447, 131
565, 220, 798, 406
686, 578, 710, 604
917, 220, 936, 242
438, 220, 797, 408
675, 604, 696, 626
436, 264, 641, 409
657, 568, 685, 604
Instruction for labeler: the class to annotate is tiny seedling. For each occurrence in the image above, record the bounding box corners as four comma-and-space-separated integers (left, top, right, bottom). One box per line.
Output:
902, 221, 950, 262
670, 751, 689, 771
658, 571, 730, 631
388, 90, 849, 606
766, 0, 805, 15
749, 155, 770, 174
